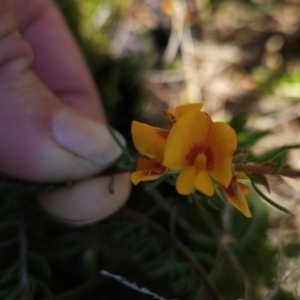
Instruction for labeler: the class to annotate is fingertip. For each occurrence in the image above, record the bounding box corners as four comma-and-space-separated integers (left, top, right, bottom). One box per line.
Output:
51, 109, 126, 167
0, 102, 125, 181
38, 173, 131, 225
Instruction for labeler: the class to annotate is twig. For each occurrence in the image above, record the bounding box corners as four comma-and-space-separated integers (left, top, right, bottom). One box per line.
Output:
3, 161, 300, 192
234, 163, 300, 178
121, 207, 224, 300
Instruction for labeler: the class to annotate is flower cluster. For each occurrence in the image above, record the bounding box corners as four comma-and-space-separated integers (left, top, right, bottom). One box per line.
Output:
131, 103, 251, 217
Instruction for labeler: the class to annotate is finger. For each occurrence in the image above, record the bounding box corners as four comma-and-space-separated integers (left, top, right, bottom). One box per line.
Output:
12, 0, 104, 121
39, 173, 131, 225
0, 1, 123, 181
0, 0, 131, 224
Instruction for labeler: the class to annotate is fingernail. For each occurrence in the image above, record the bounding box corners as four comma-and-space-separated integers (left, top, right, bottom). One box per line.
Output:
51, 109, 125, 166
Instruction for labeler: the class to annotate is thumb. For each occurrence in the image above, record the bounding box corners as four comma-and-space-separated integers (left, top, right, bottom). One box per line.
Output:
0, 80, 124, 181
0, 1, 123, 181
0, 0, 131, 224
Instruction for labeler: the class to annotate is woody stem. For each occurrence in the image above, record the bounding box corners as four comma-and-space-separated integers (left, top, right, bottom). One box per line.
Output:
234, 163, 300, 178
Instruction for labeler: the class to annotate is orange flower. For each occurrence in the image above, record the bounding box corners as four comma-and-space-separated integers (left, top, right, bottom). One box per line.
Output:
131, 103, 202, 185
163, 111, 237, 196
222, 173, 251, 217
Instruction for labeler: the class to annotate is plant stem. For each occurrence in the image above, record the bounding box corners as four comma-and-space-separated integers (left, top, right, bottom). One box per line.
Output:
234, 163, 300, 178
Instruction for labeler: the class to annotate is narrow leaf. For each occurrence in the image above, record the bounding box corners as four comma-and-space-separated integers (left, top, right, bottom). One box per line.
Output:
107, 124, 135, 163
269, 144, 300, 162
251, 182, 291, 214
271, 154, 285, 175
145, 174, 169, 191
109, 176, 115, 194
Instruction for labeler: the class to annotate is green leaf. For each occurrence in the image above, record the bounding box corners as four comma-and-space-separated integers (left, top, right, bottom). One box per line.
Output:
271, 154, 285, 175
228, 115, 248, 133
238, 129, 271, 150
109, 176, 115, 194
144, 174, 170, 190
107, 124, 135, 163
207, 198, 220, 211
269, 144, 300, 162
251, 182, 291, 214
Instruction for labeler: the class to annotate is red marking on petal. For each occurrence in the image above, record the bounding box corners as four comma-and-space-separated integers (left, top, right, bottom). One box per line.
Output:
184, 143, 214, 168
156, 129, 169, 140
145, 166, 167, 176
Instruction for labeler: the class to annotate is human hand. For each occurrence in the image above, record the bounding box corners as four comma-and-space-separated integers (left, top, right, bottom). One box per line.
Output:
0, 0, 131, 224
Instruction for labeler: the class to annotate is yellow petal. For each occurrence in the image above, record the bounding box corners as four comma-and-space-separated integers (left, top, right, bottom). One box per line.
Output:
131, 171, 145, 185
163, 112, 211, 170
131, 171, 165, 185
174, 103, 203, 120
194, 169, 214, 196
206, 122, 237, 187
131, 158, 167, 185
175, 166, 196, 195
223, 181, 251, 217
132, 121, 167, 162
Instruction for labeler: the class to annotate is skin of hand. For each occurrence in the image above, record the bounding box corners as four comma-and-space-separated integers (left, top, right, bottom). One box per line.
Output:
0, 0, 131, 224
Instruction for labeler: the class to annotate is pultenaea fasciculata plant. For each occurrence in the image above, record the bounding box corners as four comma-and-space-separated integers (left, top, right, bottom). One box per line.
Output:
130, 103, 300, 217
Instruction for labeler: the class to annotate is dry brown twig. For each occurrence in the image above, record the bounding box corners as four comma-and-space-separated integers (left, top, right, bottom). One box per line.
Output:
235, 163, 300, 178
